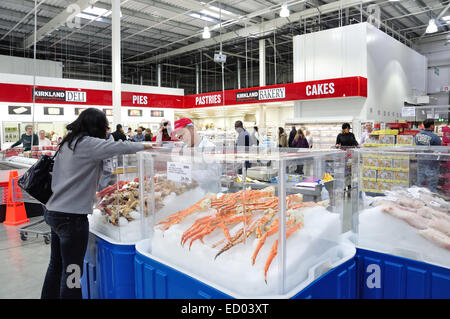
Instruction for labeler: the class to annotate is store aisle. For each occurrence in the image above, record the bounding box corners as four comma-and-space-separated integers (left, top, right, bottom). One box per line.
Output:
0, 216, 49, 299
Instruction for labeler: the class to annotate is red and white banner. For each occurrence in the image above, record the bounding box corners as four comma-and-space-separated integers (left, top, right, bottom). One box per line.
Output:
0, 83, 184, 108
183, 76, 367, 108
0, 76, 367, 109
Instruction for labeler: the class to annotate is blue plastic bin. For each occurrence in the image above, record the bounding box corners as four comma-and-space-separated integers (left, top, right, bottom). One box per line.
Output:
134, 241, 357, 299
356, 248, 450, 299
81, 231, 137, 299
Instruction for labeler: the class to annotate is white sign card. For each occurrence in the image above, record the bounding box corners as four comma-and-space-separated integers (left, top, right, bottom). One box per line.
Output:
167, 162, 192, 183
401, 107, 415, 117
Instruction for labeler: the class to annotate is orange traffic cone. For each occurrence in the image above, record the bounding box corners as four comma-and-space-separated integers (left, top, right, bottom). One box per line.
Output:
3, 171, 29, 226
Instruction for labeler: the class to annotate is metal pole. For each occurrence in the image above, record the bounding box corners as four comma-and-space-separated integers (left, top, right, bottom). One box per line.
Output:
112, 0, 122, 127
31, 0, 37, 151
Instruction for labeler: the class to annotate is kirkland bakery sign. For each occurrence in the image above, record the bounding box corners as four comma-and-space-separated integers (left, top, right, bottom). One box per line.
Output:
236, 88, 286, 102
34, 89, 87, 102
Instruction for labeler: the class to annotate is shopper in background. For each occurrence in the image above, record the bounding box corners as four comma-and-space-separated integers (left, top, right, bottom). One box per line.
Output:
144, 128, 153, 141
335, 123, 358, 148
50, 131, 59, 144
288, 126, 297, 147
250, 126, 260, 146
41, 108, 151, 299
39, 130, 52, 147
132, 127, 145, 142
415, 119, 441, 193
291, 128, 309, 148
126, 127, 133, 140
415, 119, 442, 146
235, 120, 252, 147
278, 127, 288, 148
10, 124, 38, 151
112, 124, 127, 142
173, 118, 215, 148
305, 130, 313, 148
359, 122, 373, 145
161, 128, 172, 142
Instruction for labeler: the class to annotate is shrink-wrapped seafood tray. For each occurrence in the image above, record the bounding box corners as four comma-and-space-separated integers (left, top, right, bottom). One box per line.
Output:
137, 149, 356, 298
353, 146, 450, 268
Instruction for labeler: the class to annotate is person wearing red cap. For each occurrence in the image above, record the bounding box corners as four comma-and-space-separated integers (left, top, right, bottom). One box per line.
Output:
173, 118, 215, 148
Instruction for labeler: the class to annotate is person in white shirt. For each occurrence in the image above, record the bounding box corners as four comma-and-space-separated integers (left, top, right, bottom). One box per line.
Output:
173, 118, 215, 149
39, 130, 52, 146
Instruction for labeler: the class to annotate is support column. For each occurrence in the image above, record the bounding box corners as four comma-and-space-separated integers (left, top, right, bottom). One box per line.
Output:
259, 39, 266, 87
294, 101, 303, 119
112, 0, 121, 127
196, 64, 199, 94
157, 64, 162, 87
237, 59, 241, 89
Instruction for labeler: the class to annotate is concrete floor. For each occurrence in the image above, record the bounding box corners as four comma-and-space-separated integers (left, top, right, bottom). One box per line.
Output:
0, 216, 50, 299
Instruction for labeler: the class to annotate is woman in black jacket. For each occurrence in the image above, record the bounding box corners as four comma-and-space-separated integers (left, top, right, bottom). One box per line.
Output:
335, 123, 358, 148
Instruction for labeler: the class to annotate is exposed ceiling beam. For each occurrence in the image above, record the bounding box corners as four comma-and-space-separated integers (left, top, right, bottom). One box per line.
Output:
128, 0, 376, 64
23, 0, 101, 48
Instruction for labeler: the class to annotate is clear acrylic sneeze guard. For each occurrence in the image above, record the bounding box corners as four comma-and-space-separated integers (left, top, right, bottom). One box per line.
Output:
89, 154, 143, 244
137, 148, 355, 298
353, 146, 450, 268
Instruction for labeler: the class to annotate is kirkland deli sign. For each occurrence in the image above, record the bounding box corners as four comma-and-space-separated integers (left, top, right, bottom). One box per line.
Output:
34, 89, 87, 102
236, 87, 285, 102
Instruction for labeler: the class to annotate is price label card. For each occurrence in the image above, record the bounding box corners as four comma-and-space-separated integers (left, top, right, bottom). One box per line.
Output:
167, 162, 192, 183
401, 107, 415, 117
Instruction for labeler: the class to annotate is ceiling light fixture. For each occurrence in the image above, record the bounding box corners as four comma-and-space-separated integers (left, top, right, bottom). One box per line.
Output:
280, 3, 290, 18
425, 19, 438, 34
202, 25, 211, 39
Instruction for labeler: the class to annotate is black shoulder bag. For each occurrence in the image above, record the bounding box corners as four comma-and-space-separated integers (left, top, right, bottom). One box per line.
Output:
17, 148, 60, 205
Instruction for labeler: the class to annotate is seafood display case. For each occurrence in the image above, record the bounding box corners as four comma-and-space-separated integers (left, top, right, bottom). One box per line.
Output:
89, 153, 144, 243
136, 148, 355, 298
353, 146, 450, 269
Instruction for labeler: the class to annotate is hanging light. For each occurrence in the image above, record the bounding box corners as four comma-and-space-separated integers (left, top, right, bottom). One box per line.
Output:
202, 26, 211, 39
425, 19, 438, 34
279, 3, 290, 18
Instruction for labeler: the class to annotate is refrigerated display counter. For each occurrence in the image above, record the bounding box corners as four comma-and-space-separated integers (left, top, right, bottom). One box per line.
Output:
352, 146, 450, 298
133, 148, 356, 298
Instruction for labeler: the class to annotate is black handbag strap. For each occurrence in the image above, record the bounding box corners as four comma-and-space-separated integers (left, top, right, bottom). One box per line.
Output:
51, 145, 61, 160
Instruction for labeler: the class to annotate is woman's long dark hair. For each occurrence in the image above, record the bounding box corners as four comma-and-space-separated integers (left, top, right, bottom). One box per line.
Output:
59, 108, 108, 152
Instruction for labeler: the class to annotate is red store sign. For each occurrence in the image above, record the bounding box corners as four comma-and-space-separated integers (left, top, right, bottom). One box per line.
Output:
0, 83, 183, 108
0, 76, 366, 109
183, 76, 367, 108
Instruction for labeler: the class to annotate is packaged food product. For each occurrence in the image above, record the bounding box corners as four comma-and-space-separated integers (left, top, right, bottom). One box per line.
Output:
394, 171, 409, 181
378, 170, 394, 180
377, 158, 392, 168
396, 135, 414, 145
393, 159, 409, 169
362, 168, 377, 179
363, 157, 378, 167
379, 135, 396, 145
377, 181, 392, 191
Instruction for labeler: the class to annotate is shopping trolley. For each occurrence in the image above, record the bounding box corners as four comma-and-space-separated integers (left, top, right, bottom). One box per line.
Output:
338, 146, 359, 197
12, 175, 51, 244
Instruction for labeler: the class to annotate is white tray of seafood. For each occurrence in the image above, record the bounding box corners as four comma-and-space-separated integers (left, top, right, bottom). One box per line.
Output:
359, 186, 450, 268
143, 186, 355, 298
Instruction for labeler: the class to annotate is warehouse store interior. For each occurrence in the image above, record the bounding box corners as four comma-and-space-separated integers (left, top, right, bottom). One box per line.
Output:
0, 0, 449, 300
